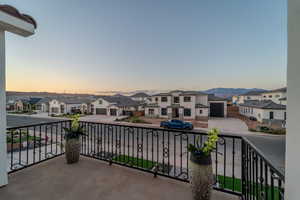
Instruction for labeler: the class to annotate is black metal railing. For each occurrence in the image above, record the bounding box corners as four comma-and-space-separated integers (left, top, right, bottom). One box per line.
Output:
242, 138, 285, 200
6, 120, 71, 173
6, 120, 285, 199
79, 121, 243, 196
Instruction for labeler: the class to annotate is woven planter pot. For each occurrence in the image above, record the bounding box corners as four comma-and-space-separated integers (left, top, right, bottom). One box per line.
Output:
189, 152, 213, 200
65, 138, 81, 164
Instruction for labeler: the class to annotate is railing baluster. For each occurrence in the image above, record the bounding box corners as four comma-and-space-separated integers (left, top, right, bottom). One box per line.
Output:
5, 121, 284, 200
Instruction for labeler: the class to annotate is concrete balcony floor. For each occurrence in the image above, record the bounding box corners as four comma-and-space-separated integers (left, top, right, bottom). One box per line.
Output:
0, 156, 238, 200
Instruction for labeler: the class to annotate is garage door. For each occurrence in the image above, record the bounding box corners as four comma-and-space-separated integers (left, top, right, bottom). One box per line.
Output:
210, 103, 224, 117
96, 108, 107, 115
110, 109, 117, 116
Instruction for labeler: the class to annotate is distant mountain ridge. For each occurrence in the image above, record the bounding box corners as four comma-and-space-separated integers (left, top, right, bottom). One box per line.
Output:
7, 88, 268, 99
204, 88, 267, 98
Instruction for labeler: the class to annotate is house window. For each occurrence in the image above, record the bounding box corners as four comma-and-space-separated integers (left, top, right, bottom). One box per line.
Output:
149, 109, 155, 115
263, 96, 266, 98
184, 108, 191, 116
199, 109, 203, 114
184, 96, 191, 102
284, 112, 287, 120
161, 97, 168, 102
258, 113, 261, 119
155, 97, 158, 102
275, 95, 280, 98
161, 108, 167, 116
269, 95, 272, 98
247, 97, 251, 100
270, 111, 274, 120
99, 100, 103, 104
174, 96, 180, 103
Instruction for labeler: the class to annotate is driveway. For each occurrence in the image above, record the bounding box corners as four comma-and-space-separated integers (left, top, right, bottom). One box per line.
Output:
208, 117, 250, 135
80, 115, 127, 123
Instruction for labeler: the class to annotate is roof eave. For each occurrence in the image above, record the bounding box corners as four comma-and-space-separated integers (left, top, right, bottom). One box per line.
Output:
0, 10, 35, 37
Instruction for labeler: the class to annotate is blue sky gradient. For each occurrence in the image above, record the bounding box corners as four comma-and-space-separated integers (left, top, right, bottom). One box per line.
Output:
3, 0, 287, 93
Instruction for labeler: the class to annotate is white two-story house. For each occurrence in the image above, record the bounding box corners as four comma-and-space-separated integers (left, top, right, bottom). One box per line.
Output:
261, 87, 287, 105
144, 90, 227, 120
233, 91, 264, 105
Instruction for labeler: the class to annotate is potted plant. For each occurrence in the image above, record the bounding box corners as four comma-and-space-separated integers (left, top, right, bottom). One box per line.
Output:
187, 128, 219, 200
63, 114, 85, 164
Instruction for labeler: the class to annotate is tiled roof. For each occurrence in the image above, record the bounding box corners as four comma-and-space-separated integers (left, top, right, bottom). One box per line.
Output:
263, 87, 287, 94
240, 91, 265, 96
152, 90, 207, 97
240, 100, 286, 110
131, 92, 150, 98
0, 5, 37, 28
208, 94, 227, 101
99, 95, 140, 107
195, 104, 209, 108
179, 91, 207, 96
279, 97, 287, 101
145, 103, 159, 108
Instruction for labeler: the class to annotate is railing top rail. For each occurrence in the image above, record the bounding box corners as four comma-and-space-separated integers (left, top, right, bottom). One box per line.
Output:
242, 136, 285, 181
6, 120, 71, 130
78, 120, 243, 139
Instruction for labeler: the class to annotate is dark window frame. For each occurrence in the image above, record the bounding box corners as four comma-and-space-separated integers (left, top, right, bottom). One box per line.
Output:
184, 108, 191, 116
161, 96, 168, 102
270, 111, 274, 120
174, 96, 180, 103
161, 108, 167, 116
183, 96, 191, 102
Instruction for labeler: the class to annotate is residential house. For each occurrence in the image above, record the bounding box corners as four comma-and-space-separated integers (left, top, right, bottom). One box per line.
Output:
49, 98, 83, 115
145, 90, 227, 120
36, 97, 52, 113
80, 97, 97, 114
239, 100, 286, 127
233, 91, 264, 105
92, 95, 140, 116
14, 99, 30, 111
261, 87, 287, 104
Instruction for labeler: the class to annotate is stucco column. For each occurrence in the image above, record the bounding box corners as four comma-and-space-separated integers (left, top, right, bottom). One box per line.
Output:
0, 30, 8, 187
286, 1, 300, 199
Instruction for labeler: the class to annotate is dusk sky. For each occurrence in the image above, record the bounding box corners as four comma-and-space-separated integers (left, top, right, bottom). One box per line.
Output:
3, 0, 286, 93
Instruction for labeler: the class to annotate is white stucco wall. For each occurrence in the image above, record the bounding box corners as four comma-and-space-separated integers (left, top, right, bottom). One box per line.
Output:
0, 30, 7, 186
286, 2, 300, 198
237, 95, 262, 104
195, 108, 209, 117
91, 98, 111, 115
261, 91, 286, 104
145, 107, 159, 117
195, 95, 208, 106
239, 106, 286, 123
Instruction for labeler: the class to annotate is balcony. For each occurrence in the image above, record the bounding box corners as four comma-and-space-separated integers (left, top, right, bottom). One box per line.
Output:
1, 156, 236, 200
1, 121, 285, 200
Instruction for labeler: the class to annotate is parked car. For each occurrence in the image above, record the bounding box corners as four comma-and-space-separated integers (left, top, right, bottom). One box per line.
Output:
160, 119, 194, 130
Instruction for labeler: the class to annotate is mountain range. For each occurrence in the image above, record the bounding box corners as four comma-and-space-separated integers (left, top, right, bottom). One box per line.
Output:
7, 88, 267, 99
204, 88, 267, 98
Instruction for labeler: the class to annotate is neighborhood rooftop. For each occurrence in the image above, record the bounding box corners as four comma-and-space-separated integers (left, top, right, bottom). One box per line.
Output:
239, 90, 265, 96
99, 95, 140, 107
130, 92, 150, 98
0, 5, 37, 28
240, 100, 286, 110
